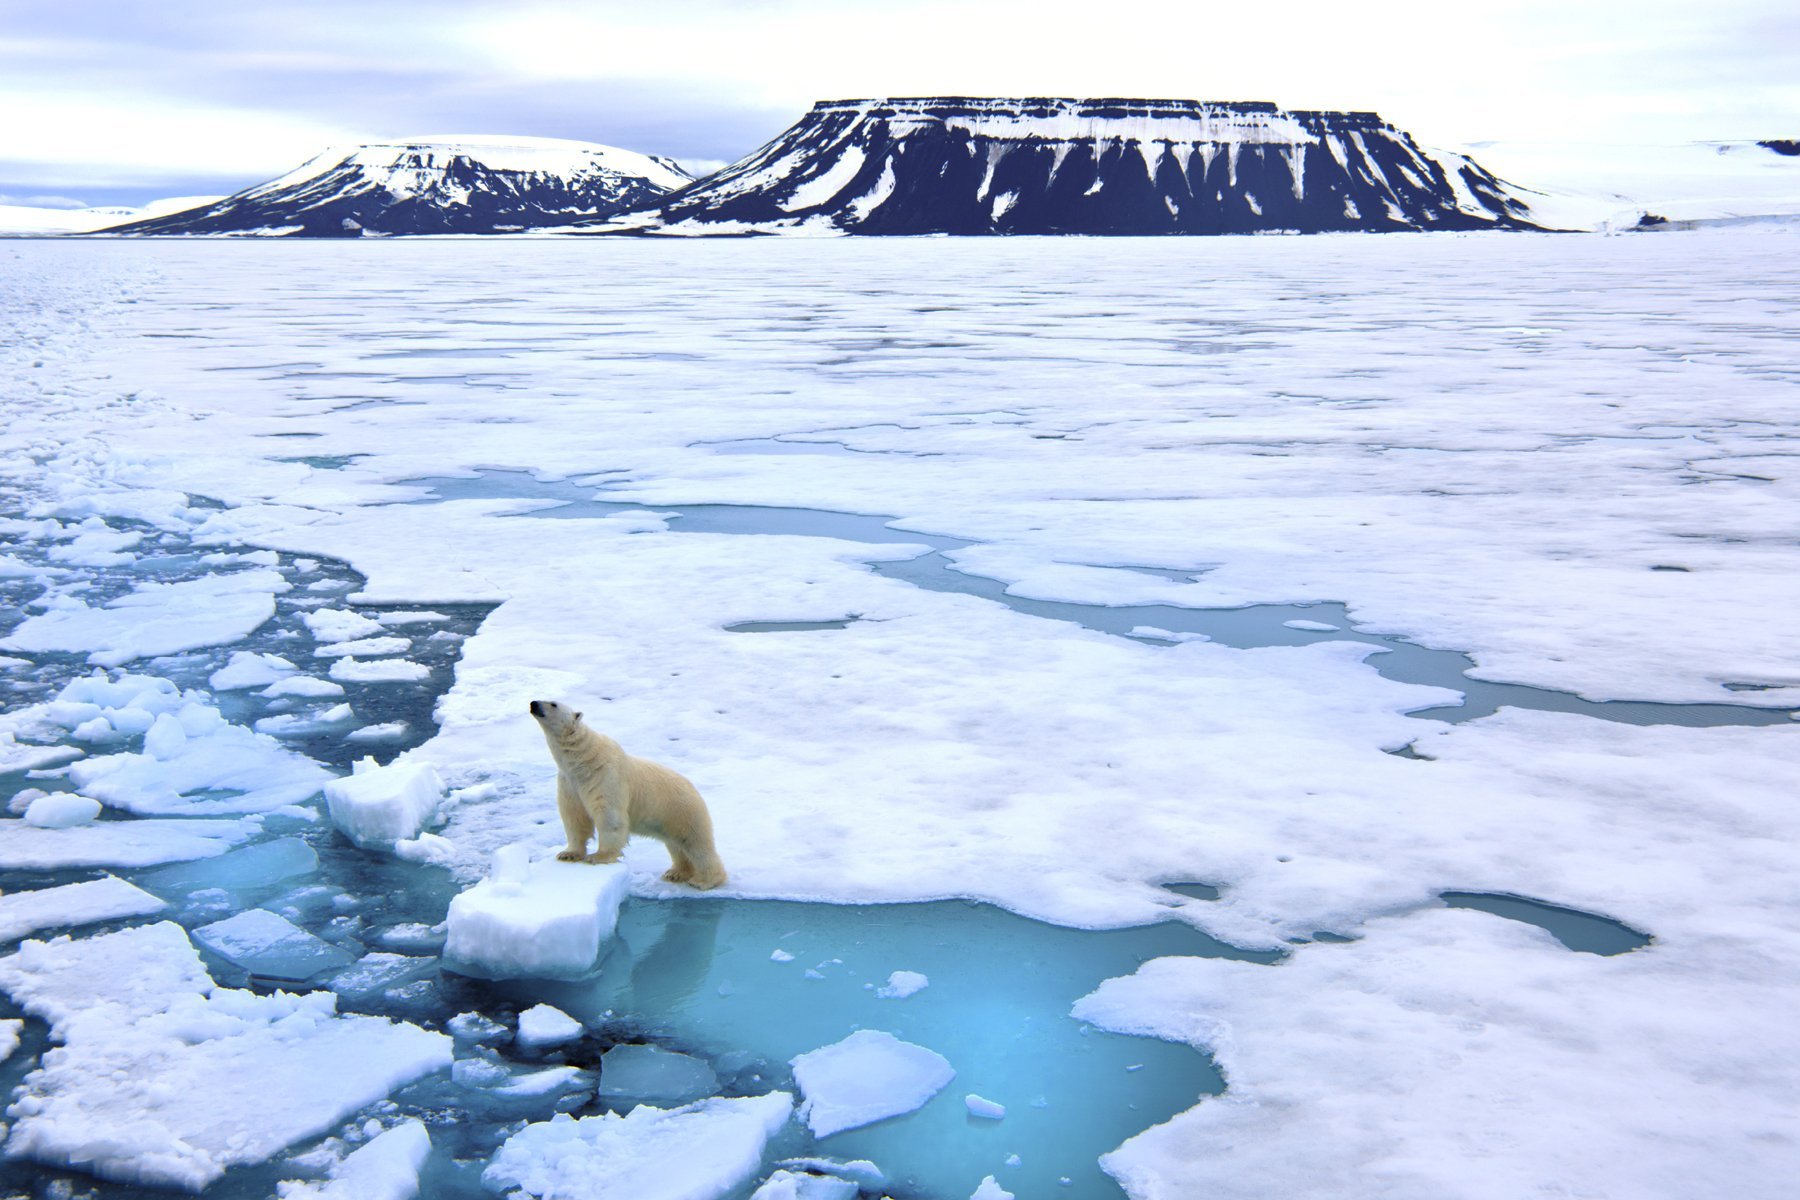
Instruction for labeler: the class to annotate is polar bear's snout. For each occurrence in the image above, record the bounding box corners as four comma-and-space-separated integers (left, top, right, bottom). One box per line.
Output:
528, 700, 542, 718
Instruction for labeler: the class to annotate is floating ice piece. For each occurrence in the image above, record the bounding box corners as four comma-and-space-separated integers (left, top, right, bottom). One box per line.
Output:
965, 1093, 1007, 1120
598, 1043, 720, 1103
330, 657, 430, 683
275, 1120, 430, 1200
22, 792, 101, 828
517, 1003, 584, 1047
771, 948, 796, 962
0, 736, 81, 773
328, 953, 435, 998
211, 651, 298, 690
393, 830, 454, 863
484, 1093, 794, 1200
350, 722, 411, 743
877, 969, 929, 999
751, 1170, 858, 1200
257, 704, 355, 736
68, 703, 331, 816
0, 568, 286, 667
0, 1017, 20, 1061
261, 676, 347, 699
970, 1176, 1014, 1200
1283, 619, 1340, 632
447, 1011, 510, 1042
0, 922, 451, 1191
790, 1030, 955, 1137
444, 850, 631, 979
324, 757, 444, 849
303, 608, 385, 643
0, 816, 255, 869
138, 837, 318, 899
193, 909, 356, 982
0, 876, 166, 942
376, 610, 449, 625
313, 636, 410, 658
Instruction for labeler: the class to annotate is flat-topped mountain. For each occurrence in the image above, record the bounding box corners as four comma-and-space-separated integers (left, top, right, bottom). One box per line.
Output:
105, 137, 692, 237
609, 97, 1542, 236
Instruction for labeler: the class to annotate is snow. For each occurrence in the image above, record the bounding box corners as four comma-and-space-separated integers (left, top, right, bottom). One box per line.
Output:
516, 1002, 583, 1046
329, 656, 431, 682
483, 1093, 793, 1200
0, 196, 224, 235
790, 1029, 956, 1137
323, 756, 445, 848
0, 876, 166, 942
0, 569, 287, 666
876, 969, 929, 999
0, 922, 451, 1190
276, 1120, 431, 1200
443, 847, 631, 978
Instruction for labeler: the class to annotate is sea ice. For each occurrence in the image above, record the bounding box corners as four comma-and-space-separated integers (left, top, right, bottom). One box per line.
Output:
516, 1002, 584, 1047
192, 908, 357, 981
750, 1170, 859, 1200
483, 1093, 794, 1200
211, 651, 298, 690
447, 1011, 510, 1042
262, 675, 347, 698
0, 876, 166, 942
313, 635, 410, 658
443, 847, 630, 978
877, 969, 929, 999
329, 656, 431, 683
0, 1017, 20, 1061
597, 1043, 720, 1103
0, 816, 256, 869
970, 1177, 1014, 1200
303, 608, 386, 643
0, 568, 286, 667
20, 792, 102, 828
327, 952, 435, 998
276, 1120, 431, 1200
791, 1030, 956, 1137
137, 836, 319, 898
323, 756, 445, 848
0, 922, 450, 1190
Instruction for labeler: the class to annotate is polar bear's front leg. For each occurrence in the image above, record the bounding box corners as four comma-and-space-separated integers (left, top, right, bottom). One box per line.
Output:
555, 775, 593, 862
583, 763, 629, 865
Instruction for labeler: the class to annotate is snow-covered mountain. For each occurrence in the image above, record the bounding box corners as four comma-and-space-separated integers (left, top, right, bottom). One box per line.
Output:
104, 137, 691, 236
598, 97, 1540, 236
0, 196, 225, 236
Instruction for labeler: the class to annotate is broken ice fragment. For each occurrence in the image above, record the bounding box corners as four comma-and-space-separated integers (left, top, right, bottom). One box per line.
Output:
876, 969, 928, 999
323, 757, 443, 848
597, 1044, 720, 1104
791, 1030, 955, 1137
443, 851, 630, 979
193, 909, 356, 982
965, 1093, 1006, 1119
516, 1003, 583, 1047
21, 792, 101, 828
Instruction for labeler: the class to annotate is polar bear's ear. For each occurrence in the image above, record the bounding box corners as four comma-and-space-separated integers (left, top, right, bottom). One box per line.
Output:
574, 711, 584, 722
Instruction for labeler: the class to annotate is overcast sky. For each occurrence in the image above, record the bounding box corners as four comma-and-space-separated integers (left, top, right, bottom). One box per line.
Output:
2, 0, 1795, 206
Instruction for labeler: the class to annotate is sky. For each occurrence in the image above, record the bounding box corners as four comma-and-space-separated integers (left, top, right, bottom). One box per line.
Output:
2, 0, 1796, 207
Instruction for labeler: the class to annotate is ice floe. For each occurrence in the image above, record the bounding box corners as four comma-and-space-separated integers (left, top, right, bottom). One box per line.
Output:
323, 756, 444, 848
443, 846, 630, 978
791, 1030, 956, 1137
0, 876, 165, 942
275, 1120, 430, 1200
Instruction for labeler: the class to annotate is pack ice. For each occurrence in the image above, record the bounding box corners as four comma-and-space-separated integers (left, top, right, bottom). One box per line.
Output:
443, 845, 630, 978
0, 922, 450, 1191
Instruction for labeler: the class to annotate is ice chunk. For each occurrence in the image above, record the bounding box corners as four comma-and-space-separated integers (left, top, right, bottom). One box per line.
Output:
330, 657, 431, 683
68, 707, 332, 815
193, 909, 357, 982
257, 704, 355, 736
790, 1030, 956, 1137
0, 1017, 20, 1061
143, 711, 187, 758
877, 969, 929, 999
393, 829, 454, 862
970, 1177, 1014, 1200
0, 876, 166, 941
771, 948, 796, 962
965, 1093, 1007, 1120
349, 721, 411, 743
22, 792, 102, 828
0, 569, 286, 666
751, 1170, 859, 1200
276, 1120, 430, 1200
447, 1011, 511, 1043
211, 651, 297, 690
483, 1093, 794, 1200
1283, 619, 1340, 632
323, 757, 444, 848
517, 1003, 584, 1047
138, 837, 319, 898
0, 816, 254, 869
443, 852, 630, 979
303, 608, 385, 643
328, 953, 435, 998
313, 636, 410, 658
597, 1043, 720, 1104
261, 675, 347, 698
0, 923, 450, 1191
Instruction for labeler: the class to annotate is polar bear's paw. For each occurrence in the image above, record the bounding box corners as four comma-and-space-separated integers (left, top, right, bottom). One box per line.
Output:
555, 849, 585, 862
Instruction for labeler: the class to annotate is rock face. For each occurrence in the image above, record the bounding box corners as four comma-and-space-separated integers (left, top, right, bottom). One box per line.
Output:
627, 97, 1541, 235
105, 136, 691, 236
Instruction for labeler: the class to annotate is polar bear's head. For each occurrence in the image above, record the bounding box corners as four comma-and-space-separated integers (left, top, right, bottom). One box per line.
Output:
528, 699, 584, 736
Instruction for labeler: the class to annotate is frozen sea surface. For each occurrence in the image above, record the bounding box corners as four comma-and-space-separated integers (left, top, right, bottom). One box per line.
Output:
2, 234, 1799, 1199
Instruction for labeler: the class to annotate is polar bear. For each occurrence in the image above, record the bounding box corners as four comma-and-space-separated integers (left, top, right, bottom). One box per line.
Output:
528, 699, 727, 889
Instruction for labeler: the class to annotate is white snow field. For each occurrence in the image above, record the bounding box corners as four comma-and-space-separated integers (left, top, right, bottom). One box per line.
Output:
0, 232, 1797, 1198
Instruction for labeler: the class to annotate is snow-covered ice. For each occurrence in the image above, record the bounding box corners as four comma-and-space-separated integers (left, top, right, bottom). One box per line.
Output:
0, 922, 450, 1190
0, 876, 165, 942
876, 969, 929, 999
442, 846, 630, 978
322, 756, 444, 848
20, 792, 102, 828
970, 1177, 1015, 1200
791, 1030, 956, 1137
275, 1120, 430, 1200
483, 1093, 793, 1200
328, 656, 430, 683
965, 1093, 1007, 1120
0, 816, 257, 870
515, 1002, 583, 1046
750, 1170, 859, 1200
